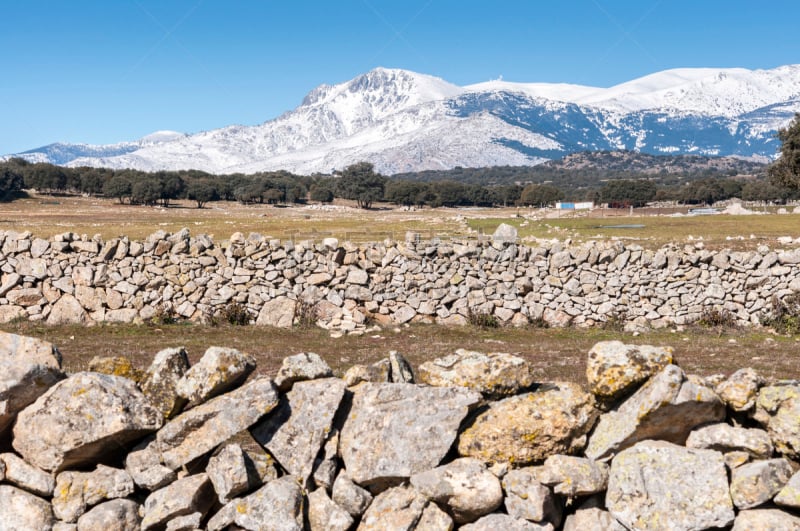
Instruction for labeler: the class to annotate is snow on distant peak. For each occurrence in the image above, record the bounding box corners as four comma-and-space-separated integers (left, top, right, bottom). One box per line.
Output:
138, 130, 186, 144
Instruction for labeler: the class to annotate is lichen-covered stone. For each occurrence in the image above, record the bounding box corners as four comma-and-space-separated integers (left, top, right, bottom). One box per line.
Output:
308, 488, 354, 531
585, 341, 673, 400
502, 468, 561, 525
775, 470, 800, 509
124, 436, 176, 491
537, 454, 609, 497
418, 349, 536, 398
458, 382, 598, 465
340, 382, 481, 487
585, 364, 726, 460
730, 458, 793, 509
606, 441, 734, 531
87, 356, 144, 383
251, 378, 346, 485
207, 444, 251, 504
52, 465, 134, 523
0, 485, 55, 531
562, 496, 626, 531
731, 508, 800, 530
13, 372, 162, 472
140, 473, 215, 531
410, 457, 503, 524
753, 384, 800, 459
686, 423, 773, 458
273, 352, 333, 391
158, 377, 278, 470
176, 346, 255, 408
0, 452, 55, 497
357, 485, 428, 531
140, 347, 190, 419
332, 472, 373, 518
76, 499, 141, 531
0, 331, 64, 437
716, 367, 764, 412
416, 502, 454, 531
207, 475, 304, 531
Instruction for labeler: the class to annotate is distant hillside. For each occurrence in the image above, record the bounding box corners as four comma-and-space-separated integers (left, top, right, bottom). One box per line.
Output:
392, 151, 767, 188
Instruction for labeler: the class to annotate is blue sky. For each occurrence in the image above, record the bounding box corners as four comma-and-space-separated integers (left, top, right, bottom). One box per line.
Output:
2, 1, 798, 154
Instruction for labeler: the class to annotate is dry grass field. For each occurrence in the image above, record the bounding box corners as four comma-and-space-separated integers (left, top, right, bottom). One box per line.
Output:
2, 192, 800, 383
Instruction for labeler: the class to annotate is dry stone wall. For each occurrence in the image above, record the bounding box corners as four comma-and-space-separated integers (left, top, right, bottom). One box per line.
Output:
2, 227, 800, 332
2, 332, 800, 530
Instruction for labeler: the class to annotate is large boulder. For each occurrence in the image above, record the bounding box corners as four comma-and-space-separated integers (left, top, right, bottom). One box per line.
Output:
458, 382, 598, 465
175, 346, 255, 408
418, 349, 536, 398
410, 458, 503, 524
256, 296, 297, 328
606, 440, 735, 530
0, 331, 65, 437
46, 293, 90, 325
13, 372, 162, 472
585, 364, 726, 460
585, 341, 673, 401
0, 485, 54, 531
339, 382, 481, 488
157, 377, 279, 470
251, 378, 345, 486
753, 384, 800, 459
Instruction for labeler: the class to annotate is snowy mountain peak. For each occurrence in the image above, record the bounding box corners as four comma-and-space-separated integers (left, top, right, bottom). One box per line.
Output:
7, 65, 800, 174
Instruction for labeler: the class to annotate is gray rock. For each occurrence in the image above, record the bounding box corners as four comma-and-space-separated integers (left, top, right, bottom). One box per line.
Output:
76, 499, 141, 531
585, 341, 673, 400
124, 436, 176, 491
165, 512, 203, 531
251, 378, 345, 485
0, 331, 64, 437
312, 430, 339, 491
458, 382, 598, 465
339, 382, 481, 488
46, 293, 90, 325
141, 473, 215, 531
207, 444, 250, 504
0, 485, 54, 530
176, 346, 255, 408
308, 488, 354, 531
13, 372, 162, 472
732, 508, 800, 530
460, 514, 553, 531
343, 360, 391, 386
273, 352, 333, 391
537, 454, 609, 497
410, 457, 503, 524
585, 364, 726, 460
716, 367, 764, 412
332, 472, 373, 518
418, 349, 536, 398
775, 470, 800, 509
207, 476, 304, 531
492, 223, 518, 243
753, 384, 800, 459
562, 496, 626, 531
158, 377, 279, 470
502, 468, 561, 525
686, 423, 774, 458
256, 296, 296, 328
140, 347, 190, 419
0, 452, 55, 496
730, 458, 794, 509
357, 485, 428, 531
416, 503, 454, 531
388, 351, 414, 383
606, 440, 735, 531
52, 465, 134, 523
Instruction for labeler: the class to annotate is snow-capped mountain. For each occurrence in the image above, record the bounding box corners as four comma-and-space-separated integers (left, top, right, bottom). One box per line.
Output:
6, 66, 800, 174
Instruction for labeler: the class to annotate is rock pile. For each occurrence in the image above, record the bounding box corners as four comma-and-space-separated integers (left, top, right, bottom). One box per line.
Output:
1, 229, 799, 333
2, 332, 800, 529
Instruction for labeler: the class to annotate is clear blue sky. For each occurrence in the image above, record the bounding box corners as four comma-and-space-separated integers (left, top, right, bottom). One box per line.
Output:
2, 0, 798, 154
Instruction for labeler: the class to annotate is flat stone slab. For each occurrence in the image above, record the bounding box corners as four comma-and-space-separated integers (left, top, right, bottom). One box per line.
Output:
339, 382, 481, 488
418, 349, 536, 398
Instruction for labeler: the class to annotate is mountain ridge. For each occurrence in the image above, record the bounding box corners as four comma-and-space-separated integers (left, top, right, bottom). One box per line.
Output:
5, 65, 800, 174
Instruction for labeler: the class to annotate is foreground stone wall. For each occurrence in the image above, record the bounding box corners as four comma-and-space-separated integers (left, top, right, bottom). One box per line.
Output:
2, 228, 800, 332
2, 332, 800, 530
